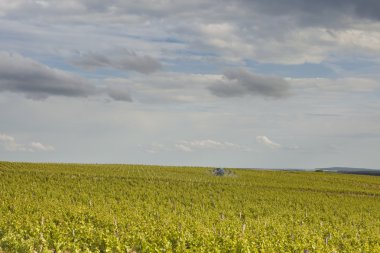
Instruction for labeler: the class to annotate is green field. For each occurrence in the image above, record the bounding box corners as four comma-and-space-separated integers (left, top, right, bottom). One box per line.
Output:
0, 162, 380, 252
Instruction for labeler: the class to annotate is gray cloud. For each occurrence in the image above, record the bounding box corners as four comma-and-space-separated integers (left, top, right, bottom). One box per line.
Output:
2, 0, 380, 67
0, 52, 96, 100
106, 86, 133, 102
0, 52, 138, 102
101, 73, 221, 105
0, 0, 379, 169
6, 1, 379, 22
209, 69, 290, 98
1, 1, 214, 20
244, 0, 380, 23
73, 51, 162, 74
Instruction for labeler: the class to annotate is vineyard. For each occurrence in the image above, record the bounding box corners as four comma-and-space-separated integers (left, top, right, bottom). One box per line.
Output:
0, 161, 380, 252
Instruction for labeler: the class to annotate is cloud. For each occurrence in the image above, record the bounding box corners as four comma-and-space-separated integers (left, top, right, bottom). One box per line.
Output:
106, 86, 133, 102
141, 143, 169, 154
103, 73, 220, 104
1, 1, 213, 21
142, 139, 250, 153
0, 134, 15, 142
72, 51, 162, 74
174, 143, 193, 152
6, 1, 379, 24
289, 77, 379, 93
2, 0, 380, 68
0, 52, 139, 102
174, 139, 246, 152
29, 141, 54, 151
245, 0, 380, 23
0, 52, 96, 100
256, 136, 281, 149
0, 133, 54, 152
209, 69, 290, 98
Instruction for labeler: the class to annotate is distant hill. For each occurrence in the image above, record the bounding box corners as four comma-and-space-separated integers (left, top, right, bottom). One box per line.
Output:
315, 167, 380, 176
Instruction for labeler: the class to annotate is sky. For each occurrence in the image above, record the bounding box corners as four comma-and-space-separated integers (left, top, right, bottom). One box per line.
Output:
0, 0, 380, 169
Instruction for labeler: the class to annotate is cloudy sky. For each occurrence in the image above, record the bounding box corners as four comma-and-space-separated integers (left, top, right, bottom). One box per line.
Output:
1, 0, 379, 169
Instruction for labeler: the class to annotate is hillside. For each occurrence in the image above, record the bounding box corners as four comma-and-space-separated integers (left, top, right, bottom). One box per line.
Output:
1, 162, 380, 252
316, 167, 380, 176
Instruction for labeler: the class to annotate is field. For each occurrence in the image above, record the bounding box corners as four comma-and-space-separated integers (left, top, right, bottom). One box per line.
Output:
0, 162, 380, 252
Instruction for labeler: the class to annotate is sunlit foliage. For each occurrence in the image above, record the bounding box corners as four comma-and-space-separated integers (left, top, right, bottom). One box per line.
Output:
0, 162, 379, 252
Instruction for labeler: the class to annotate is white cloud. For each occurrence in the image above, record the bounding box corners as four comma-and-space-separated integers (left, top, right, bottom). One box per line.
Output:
0, 133, 24, 151
256, 136, 281, 149
174, 139, 246, 152
174, 143, 193, 152
0, 133, 54, 152
142, 139, 250, 153
0, 133, 15, 142
30, 142, 54, 151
